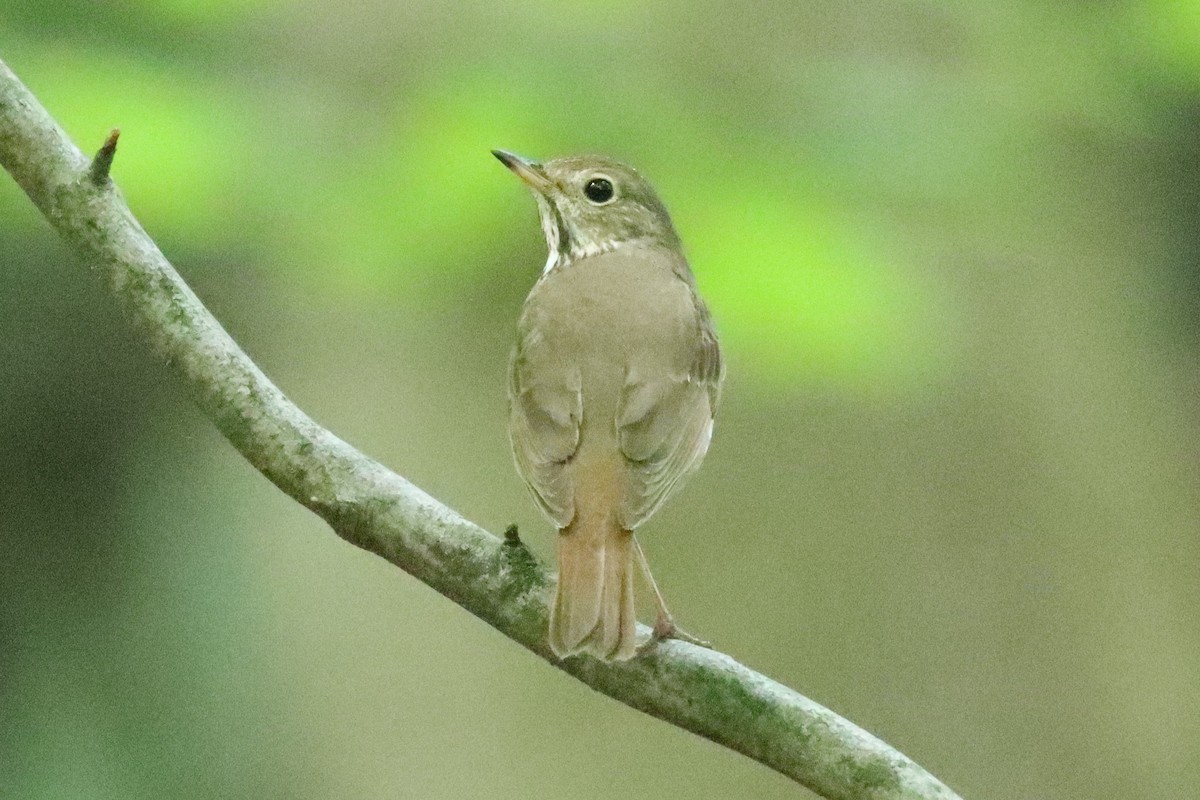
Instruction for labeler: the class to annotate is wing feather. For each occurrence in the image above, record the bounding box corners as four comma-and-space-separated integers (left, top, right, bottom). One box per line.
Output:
507, 343, 580, 527
617, 312, 723, 529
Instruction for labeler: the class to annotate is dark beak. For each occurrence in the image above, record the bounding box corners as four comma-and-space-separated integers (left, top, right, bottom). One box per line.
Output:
492, 149, 553, 193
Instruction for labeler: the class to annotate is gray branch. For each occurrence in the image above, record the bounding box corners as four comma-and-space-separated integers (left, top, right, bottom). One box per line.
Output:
0, 58, 962, 800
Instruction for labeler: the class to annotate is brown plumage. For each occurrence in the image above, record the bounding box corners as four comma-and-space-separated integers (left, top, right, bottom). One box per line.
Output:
497, 152, 722, 660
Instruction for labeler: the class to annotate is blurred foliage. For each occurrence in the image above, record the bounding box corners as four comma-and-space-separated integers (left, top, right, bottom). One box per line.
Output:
2, 2, 1200, 799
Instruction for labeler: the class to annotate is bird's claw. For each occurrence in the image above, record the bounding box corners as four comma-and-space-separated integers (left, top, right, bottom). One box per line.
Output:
638, 617, 712, 654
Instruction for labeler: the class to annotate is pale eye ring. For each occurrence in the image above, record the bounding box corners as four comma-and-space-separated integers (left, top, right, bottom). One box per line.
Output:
583, 176, 615, 204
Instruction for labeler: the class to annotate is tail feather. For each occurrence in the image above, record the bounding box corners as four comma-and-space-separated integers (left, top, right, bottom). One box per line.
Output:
550, 517, 636, 661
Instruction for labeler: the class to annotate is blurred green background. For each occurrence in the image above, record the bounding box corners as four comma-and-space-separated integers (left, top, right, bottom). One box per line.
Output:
3, 2, 1199, 798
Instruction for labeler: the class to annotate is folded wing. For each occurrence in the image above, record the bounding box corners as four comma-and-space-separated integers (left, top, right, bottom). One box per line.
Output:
508, 343, 581, 528
617, 320, 722, 529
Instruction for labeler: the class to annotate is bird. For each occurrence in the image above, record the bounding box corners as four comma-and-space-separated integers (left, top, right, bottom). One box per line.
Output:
494, 149, 723, 661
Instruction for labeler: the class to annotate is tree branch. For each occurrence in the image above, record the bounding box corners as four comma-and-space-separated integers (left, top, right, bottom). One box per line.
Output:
0, 58, 962, 800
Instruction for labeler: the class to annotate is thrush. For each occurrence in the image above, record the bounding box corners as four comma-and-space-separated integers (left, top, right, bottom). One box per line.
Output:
495, 150, 723, 661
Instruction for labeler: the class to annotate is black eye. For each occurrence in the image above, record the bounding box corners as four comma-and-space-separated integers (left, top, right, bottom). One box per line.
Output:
584, 177, 614, 204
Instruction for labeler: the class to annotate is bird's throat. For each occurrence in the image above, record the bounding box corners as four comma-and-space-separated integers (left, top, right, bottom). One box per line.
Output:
535, 195, 569, 275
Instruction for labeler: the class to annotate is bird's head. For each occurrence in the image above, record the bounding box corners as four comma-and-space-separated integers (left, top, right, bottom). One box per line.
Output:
493, 150, 680, 272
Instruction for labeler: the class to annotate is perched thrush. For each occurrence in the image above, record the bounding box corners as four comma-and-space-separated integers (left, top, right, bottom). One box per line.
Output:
495, 150, 723, 660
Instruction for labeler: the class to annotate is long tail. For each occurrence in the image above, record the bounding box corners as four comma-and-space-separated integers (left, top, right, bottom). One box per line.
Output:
550, 516, 636, 661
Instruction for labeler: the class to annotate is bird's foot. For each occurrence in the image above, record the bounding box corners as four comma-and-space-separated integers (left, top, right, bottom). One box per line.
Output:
638, 615, 711, 655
